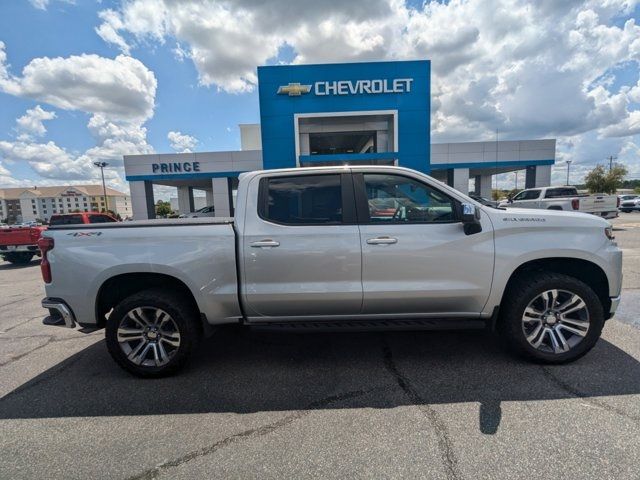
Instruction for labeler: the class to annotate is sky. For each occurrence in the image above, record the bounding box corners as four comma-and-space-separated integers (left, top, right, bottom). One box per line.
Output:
0, 0, 639, 196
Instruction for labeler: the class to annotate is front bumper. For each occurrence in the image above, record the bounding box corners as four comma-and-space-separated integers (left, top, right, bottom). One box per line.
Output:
42, 297, 76, 328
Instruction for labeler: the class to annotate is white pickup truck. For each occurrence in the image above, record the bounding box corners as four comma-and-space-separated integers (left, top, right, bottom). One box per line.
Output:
39, 166, 622, 377
498, 186, 619, 219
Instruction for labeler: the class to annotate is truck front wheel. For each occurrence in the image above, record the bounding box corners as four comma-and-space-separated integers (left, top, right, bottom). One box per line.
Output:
106, 288, 201, 377
499, 272, 604, 364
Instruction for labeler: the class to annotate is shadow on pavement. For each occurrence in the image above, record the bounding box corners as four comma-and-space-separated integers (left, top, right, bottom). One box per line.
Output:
0, 259, 40, 270
1, 326, 638, 434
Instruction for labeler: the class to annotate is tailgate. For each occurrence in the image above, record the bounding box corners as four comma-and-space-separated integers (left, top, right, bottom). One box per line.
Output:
0, 227, 43, 246
579, 195, 617, 213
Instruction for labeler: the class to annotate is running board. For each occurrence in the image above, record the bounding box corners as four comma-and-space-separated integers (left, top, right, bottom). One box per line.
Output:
247, 318, 487, 333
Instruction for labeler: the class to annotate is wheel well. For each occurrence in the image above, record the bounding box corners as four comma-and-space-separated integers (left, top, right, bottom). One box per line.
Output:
503, 258, 610, 314
95, 273, 200, 328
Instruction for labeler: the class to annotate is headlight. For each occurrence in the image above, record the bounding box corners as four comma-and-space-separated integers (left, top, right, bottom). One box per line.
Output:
605, 226, 615, 240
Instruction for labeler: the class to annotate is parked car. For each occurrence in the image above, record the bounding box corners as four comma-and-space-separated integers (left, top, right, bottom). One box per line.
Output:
619, 197, 640, 212
499, 186, 619, 219
179, 205, 216, 218
618, 194, 638, 203
40, 166, 621, 377
0, 225, 47, 264
1, 212, 117, 264
468, 193, 498, 208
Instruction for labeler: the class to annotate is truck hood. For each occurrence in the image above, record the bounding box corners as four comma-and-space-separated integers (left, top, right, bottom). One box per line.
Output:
487, 207, 610, 228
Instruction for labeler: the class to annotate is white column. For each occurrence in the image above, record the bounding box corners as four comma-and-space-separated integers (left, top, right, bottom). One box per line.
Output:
205, 189, 214, 206
212, 178, 232, 217
451, 168, 469, 194
177, 186, 194, 215
534, 165, 552, 187
476, 174, 492, 199
130, 181, 155, 219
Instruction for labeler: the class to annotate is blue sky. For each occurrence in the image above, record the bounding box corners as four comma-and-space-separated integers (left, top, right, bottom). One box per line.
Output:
0, 0, 639, 191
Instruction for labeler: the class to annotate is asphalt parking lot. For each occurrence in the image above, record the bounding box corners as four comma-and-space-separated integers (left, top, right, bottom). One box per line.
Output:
1, 214, 639, 479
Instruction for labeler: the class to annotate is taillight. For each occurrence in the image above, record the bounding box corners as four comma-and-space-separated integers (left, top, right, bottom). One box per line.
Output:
37, 236, 54, 283
571, 198, 579, 210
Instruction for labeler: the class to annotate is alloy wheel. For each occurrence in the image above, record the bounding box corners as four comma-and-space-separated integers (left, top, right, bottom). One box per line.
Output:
521, 289, 590, 354
117, 307, 181, 367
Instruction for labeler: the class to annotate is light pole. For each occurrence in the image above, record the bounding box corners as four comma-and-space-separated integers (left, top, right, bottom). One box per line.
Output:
93, 161, 109, 213
565, 160, 572, 186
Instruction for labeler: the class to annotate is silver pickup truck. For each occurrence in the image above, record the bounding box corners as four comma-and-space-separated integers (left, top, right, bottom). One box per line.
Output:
39, 166, 622, 377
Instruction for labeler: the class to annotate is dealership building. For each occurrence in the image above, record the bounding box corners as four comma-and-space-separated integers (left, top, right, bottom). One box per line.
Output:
124, 60, 556, 218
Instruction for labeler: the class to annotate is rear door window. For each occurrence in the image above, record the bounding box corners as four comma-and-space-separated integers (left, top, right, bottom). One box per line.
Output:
259, 174, 345, 225
545, 188, 577, 198
49, 214, 83, 226
88, 214, 116, 223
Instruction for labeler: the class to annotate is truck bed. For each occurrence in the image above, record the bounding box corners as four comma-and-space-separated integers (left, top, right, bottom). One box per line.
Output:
48, 217, 234, 230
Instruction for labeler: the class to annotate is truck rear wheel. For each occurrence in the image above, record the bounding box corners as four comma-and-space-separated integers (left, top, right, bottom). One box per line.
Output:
105, 288, 201, 377
499, 272, 604, 364
4, 252, 34, 264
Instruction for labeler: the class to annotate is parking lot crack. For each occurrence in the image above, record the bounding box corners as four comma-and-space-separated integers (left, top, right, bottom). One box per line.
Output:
381, 340, 462, 480
127, 388, 376, 480
540, 366, 640, 422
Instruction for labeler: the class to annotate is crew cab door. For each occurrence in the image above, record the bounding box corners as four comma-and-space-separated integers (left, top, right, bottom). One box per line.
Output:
241, 172, 362, 319
354, 172, 494, 316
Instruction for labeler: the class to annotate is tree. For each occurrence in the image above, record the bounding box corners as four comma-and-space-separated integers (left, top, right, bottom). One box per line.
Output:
155, 200, 172, 217
584, 164, 627, 194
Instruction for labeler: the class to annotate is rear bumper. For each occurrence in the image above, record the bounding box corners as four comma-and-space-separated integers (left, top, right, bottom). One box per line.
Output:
609, 295, 621, 316
42, 297, 76, 328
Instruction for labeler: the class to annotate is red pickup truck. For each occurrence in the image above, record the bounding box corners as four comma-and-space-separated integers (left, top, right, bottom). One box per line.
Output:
0, 212, 117, 264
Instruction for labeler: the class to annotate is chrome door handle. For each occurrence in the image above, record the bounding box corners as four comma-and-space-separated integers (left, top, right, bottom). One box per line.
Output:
250, 239, 280, 248
366, 236, 398, 245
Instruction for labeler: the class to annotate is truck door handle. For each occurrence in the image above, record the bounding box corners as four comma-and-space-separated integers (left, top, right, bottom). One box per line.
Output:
366, 236, 398, 245
250, 239, 280, 248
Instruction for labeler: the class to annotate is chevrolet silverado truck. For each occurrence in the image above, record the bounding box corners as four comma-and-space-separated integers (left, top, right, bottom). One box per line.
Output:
498, 186, 619, 219
39, 166, 622, 377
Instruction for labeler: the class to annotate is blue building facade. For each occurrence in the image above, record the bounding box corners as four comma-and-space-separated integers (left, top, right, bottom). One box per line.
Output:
258, 60, 431, 173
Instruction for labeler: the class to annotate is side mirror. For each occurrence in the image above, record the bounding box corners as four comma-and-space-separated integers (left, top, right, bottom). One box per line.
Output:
460, 202, 482, 235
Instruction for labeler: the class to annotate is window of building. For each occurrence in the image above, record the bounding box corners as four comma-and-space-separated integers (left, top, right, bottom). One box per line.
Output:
361, 174, 456, 223
309, 131, 376, 155
259, 174, 343, 225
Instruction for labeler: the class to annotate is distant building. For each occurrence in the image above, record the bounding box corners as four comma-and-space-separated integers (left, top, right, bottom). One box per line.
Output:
0, 185, 132, 223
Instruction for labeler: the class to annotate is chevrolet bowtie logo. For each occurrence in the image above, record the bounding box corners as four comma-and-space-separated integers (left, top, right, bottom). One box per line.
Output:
277, 82, 312, 96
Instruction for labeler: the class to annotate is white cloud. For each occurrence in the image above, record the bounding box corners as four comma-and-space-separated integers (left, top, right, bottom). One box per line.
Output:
0, 42, 156, 122
0, 42, 158, 191
28, 0, 49, 10
15, 105, 56, 140
167, 131, 198, 153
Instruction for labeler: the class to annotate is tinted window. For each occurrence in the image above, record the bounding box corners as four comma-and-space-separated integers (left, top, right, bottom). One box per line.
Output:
49, 214, 83, 226
88, 214, 116, 223
260, 174, 342, 225
545, 187, 577, 198
513, 189, 541, 201
363, 174, 456, 223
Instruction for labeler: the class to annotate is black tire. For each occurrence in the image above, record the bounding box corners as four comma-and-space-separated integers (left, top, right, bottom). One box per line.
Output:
499, 272, 604, 364
106, 288, 201, 378
5, 252, 34, 264
547, 206, 563, 211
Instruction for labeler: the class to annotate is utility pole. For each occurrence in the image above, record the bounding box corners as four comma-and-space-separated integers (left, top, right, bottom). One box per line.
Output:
608, 155, 617, 172
93, 161, 109, 213
566, 160, 572, 186
514, 170, 518, 190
